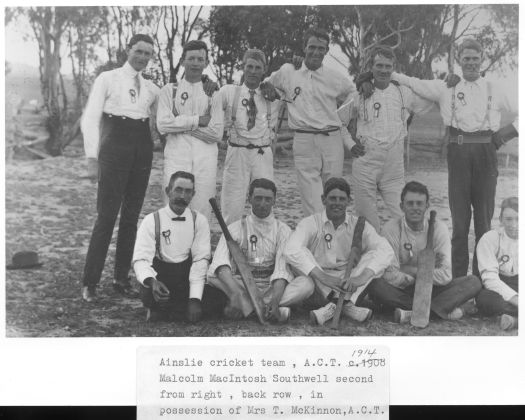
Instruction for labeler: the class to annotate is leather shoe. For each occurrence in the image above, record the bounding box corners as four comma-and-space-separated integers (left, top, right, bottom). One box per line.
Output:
82, 286, 96, 302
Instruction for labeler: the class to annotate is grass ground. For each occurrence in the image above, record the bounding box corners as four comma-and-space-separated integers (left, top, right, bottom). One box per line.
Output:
4, 133, 518, 337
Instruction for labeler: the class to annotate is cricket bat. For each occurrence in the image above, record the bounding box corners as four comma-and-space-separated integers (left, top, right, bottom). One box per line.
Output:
330, 216, 366, 329
209, 198, 267, 324
411, 210, 437, 328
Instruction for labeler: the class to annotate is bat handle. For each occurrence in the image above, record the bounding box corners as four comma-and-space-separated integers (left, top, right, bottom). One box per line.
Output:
209, 198, 233, 242
426, 210, 436, 250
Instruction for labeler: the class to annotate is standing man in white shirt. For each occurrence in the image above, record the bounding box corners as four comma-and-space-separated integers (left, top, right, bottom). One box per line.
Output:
80, 34, 160, 302
157, 40, 223, 220
133, 171, 225, 322
284, 177, 393, 326
368, 181, 481, 324
476, 197, 518, 330
208, 178, 313, 323
265, 27, 356, 216
219, 49, 281, 225
389, 38, 518, 278
338, 45, 434, 232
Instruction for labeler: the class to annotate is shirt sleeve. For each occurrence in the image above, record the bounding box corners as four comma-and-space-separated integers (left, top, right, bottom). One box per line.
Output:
81, 72, 107, 159
191, 92, 225, 143
496, 83, 519, 132
477, 231, 518, 301
355, 220, 395, 278
407, 89, 436, 116
270, 223, 294, 283
392, 72, 444, 103
156, 84, 199, 135
188, 213, 211, 300
284, 217, 321, 276
266, 64, 290, 93
336, 75, 356, 107
132, 214, 158, 285
148, 85, 161, 144
432, 221, 452, 286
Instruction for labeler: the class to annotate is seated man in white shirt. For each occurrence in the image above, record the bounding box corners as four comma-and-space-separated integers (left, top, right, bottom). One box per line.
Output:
367, 181, 481, 323
476, 197, 519, 330
284, 177, 394, 326
132, 171, 226, 322
208, 178, 314, 323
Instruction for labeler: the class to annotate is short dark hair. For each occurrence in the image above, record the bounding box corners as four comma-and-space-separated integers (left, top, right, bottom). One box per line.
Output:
500, 196, 518, 218
303, 27, 330, 48
324, 177, 350, 197
458, 38, 483, 56
128, 34, 154, 49
167, 171, 195, 191
249, 178, 276, 197
243, 48, 267, 67
401, 181, 429, 202
367, 44, 396, 69
181, 40, 209, 61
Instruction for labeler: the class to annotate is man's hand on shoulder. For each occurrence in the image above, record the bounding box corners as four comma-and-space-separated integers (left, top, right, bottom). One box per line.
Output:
198, 114, 211, 127
445, 73, 461, 88
259, 82, 281, 102
201, 75, 219, 97
355, 71, 374, 99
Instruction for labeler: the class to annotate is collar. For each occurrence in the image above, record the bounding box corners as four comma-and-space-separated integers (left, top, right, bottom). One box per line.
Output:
243, 84, 261, 94
402, 215, 427, 233
321, 209, 349, 229
460, 76, 483, 88
300, 62, 324, 74
165, 205, 190, 220
182, 77, 203, 86
249, 210, 275, 227
122, 62, 140, 78
499, 226, 518, 242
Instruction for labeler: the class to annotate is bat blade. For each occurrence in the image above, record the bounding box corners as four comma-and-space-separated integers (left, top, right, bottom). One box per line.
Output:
410, 249, 435, 328
411, 211, 437, 328
209, 198, 267, 324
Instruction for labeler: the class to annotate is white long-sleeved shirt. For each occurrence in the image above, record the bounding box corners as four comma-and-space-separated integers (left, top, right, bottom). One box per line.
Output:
156, 78, 223, 144
338, 84, 434, 149
381, 216, 452, 287
477, 227, 518, 301
81, 62, 160, 159
267, 62, 355, 130
132, 206, 211, 300
220, 84, 281, 145
284, 211, 393, 279
208, 212, 293, 284
392, 72, 518, 132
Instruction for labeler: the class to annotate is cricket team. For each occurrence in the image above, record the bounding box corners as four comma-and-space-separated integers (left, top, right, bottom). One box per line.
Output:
80, 27, 519, 331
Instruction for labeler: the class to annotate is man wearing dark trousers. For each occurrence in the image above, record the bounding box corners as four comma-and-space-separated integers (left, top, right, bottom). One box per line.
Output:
390, 39, 518, 278
80, 34, 160, 302
133, 171, 225, 322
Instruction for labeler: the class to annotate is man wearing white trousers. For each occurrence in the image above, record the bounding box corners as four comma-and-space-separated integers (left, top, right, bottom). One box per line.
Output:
339, 45, 433, 232
219, 49, 281, 225
157, 40, 223, 220
284, 177, 393, 326
265, 27, 355, 216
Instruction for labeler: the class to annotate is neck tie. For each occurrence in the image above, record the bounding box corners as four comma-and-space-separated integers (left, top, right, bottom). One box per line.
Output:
172, 216, 186, 221
247, 89, 257, 131
134, 74, 141, 96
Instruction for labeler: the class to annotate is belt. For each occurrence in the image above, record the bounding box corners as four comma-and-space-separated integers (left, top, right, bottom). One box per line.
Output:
295, 127, 340, 136
448, 127, 492, 145
228, 141, 271, 155
104, 113, 149, 123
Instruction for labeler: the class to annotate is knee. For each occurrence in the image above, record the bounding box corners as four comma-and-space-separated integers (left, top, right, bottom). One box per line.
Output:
366, 278, 386, 298
292, 275, 315, 299
464, 275, 482, 294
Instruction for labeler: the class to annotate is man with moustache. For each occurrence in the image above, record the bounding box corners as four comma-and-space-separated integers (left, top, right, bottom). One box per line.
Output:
476, 197, 519, 330
218, 49, 281, 225
264, 28, 356, 216
284, 178, 393, 326
157, 40, 223, 219
389, 39, 518, 279
132, 171, 225, 322
208, 178, 314, 323
338, 45, 434, 232
81, 34, 160, 302
367, 181, 481, 323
